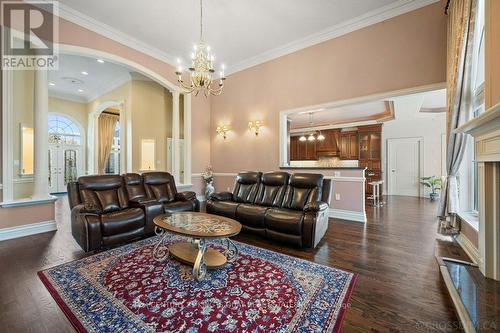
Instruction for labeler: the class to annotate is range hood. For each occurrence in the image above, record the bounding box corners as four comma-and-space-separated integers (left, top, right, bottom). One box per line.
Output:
316, 130, 340, 157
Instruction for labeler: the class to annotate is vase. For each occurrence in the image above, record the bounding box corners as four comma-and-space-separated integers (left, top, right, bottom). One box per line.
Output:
205, 181, 215, 200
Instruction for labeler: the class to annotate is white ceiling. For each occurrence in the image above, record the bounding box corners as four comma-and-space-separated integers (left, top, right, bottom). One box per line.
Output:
288, 88, 446, 128
56, 0, 437, 73
48, 54, 142, 102
289, 101, 387, 128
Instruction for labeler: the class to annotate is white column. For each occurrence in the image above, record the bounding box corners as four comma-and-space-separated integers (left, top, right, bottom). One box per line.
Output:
32, 69, 50, 199
172, 91, 181, 182
2, 69, 14, 202
183, 94, 192, 185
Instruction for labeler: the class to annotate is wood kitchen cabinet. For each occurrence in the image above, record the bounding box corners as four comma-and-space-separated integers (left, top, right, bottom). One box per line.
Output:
316, 129, 339, 156
290, 136, 317, 161
339, 131, 359, 160
357, 124, 383, 197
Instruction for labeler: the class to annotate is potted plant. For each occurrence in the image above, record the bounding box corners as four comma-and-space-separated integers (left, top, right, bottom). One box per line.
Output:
420, 176, 442, 201
202, 165, 215, 200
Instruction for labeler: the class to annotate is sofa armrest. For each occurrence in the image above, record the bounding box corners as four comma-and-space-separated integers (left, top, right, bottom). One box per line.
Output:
129, 199, 164, 234
211, 191, 233, 201
304, 201, 329, 212
70, 204, 102, 252
129, 197, 158, 205
175, 191, 197, 201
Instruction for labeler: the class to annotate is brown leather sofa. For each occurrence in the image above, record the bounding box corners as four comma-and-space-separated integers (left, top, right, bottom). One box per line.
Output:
207, 172, 332, 248
68, 172, 199, 252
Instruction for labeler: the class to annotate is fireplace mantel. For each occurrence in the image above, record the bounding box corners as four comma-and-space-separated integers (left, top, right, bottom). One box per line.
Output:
455, 103, 500, 281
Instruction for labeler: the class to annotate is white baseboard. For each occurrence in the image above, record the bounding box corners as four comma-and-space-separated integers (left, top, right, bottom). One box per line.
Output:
455, 233, 480, 264
0, 220, 57, 241
329, 208, 367, 223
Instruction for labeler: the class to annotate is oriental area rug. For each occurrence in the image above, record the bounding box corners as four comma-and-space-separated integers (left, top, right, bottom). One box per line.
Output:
38, 235, 357, 333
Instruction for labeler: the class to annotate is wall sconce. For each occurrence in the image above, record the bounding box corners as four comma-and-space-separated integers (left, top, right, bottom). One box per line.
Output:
248, 120, 263, 136
216, 124, 230, 139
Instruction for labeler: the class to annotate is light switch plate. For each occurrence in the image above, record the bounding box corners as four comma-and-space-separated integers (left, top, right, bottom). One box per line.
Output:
334, 171, 341, 177
335, 193, 341, 200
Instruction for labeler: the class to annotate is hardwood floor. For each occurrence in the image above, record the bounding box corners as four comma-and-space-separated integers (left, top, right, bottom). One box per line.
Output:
0, 196, 468, 332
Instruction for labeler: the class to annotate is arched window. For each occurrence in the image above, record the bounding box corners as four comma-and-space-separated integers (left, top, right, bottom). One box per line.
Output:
48, 115, 81, 145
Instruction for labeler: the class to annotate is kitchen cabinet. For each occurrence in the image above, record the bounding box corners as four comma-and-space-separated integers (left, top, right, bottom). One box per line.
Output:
339, 131, 358, 160
358, 124, 383, 197
316, 129, 339, 157
290, 136, 317, 161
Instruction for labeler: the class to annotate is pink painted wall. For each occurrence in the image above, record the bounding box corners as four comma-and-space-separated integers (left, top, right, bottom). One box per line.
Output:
208, 1, 446, 213
210, 1, 447, 174
0, 203, 55, 228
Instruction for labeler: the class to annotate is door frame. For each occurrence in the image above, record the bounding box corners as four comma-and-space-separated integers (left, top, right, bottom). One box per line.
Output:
386, 137, 424, 197
48, 143, 84, 193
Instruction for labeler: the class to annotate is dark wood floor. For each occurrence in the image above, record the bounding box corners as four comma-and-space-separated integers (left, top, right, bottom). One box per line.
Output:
0, 196, 468, 332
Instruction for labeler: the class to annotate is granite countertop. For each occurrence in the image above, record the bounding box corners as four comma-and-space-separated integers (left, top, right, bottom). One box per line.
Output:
279, 166, 366, 170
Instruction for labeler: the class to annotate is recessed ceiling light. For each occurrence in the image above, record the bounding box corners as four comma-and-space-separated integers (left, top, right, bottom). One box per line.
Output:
81, 71, 88, 75
77, 89, 84, 93
49, 82, 55, 86
96, 59, 105, 63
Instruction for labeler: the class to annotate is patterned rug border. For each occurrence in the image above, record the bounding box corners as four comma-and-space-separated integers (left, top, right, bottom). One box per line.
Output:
38, 237, 358, 333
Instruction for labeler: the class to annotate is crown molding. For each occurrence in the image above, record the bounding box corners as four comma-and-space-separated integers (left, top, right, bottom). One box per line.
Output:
48, 90, 87, 103
41, 1, 177, 67
43, 0, 438, 76
226, 0, 439, 74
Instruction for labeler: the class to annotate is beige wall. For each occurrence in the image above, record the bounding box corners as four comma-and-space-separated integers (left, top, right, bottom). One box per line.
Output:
485, 0, 500, 109
130, 80, 172, 172
210, 1, 447, 176
49, 97, 88, 131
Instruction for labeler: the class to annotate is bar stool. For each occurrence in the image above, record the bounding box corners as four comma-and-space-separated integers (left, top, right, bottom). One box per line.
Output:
368, 180, 384, 207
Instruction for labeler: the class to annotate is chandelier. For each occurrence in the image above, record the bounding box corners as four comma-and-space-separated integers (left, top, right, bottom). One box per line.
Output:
175, 0, 226, 97
299, 112, 325, 142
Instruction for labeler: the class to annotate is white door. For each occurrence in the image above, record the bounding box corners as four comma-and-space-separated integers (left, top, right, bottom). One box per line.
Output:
49, 144, 82, 193
387, 137, 422, 196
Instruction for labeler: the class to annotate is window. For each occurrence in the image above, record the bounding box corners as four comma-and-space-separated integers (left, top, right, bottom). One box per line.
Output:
470, 0, 485, 212
141, 139, 156, 171
459, 0, 484, 216
104, 122, 121, 174
48, 114, 81, 145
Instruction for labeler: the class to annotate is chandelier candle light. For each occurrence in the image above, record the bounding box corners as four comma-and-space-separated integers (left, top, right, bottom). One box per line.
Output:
175, 0, 226, 96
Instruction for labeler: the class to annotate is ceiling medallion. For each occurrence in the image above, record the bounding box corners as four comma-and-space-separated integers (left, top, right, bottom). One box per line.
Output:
175, 0, 226, 97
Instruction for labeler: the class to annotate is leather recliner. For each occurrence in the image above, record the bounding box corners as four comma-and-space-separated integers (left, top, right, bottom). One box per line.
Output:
68, 172, 199, 252
207, 172, 332, 248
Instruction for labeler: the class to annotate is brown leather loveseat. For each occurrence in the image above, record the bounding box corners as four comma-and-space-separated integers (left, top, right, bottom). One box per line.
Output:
68, 172, 199, 252
207, 172, 332, 248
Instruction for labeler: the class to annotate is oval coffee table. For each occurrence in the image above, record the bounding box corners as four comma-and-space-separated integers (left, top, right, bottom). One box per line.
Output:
152, 212, 242, 281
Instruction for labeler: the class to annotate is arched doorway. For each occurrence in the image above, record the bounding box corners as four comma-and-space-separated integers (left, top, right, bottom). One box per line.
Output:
48, 114, 84, 193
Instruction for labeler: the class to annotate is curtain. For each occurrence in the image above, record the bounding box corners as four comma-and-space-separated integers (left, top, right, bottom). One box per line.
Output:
98, 114, 119, 174
438, 0, 477, 234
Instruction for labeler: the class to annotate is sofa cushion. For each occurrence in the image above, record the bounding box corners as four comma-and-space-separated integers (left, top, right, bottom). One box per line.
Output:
163, 201, 194, 213
282, 173, 323, 210
95, 189, 121, 213
236, 204, 269, 229
265, 208, 304, 236
254, 172, 289, 207
233, 172, 261, 203
142, 172, 177, 203
207, 201, 240, 219
101, 208, 145, 236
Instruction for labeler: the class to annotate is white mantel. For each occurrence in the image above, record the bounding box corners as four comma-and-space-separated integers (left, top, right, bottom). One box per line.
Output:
455, 103, 500, 280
